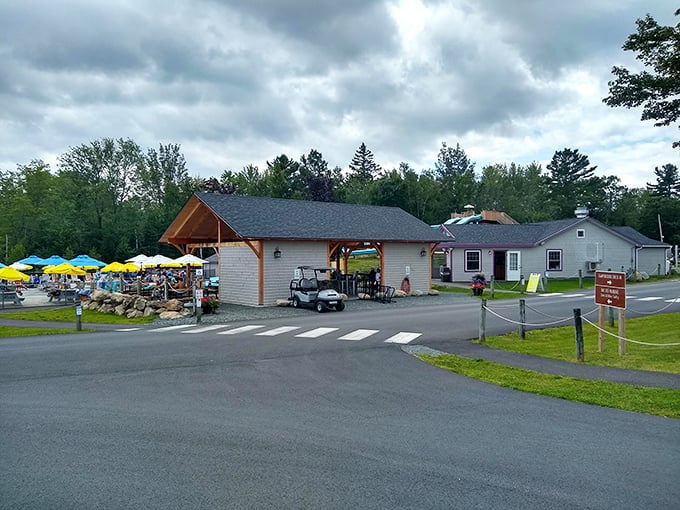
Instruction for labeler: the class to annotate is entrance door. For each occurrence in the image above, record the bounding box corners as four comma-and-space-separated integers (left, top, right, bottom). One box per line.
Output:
506, 251, 521, 281
493, 251, 506, 281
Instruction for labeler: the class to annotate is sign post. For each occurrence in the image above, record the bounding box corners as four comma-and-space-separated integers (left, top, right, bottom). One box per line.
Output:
594, 271, 626, 353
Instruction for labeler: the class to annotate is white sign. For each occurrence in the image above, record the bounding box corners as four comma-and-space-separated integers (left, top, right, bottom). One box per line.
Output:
405, 265, 411, 276
195, 289, 204, 300
196, 268, 203, 277
294, 268, 301, 279
75, 305, 82, 316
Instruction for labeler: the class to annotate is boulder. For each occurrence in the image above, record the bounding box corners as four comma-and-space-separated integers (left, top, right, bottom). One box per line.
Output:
394, 289, 408, 298
163, 299, 185, 312
114, 304, 127, 316
428, 289, 440, 296
159, 310, 185, 320
276, 299, 291, 307
411, 289, 424, 297
134, 297, 147, 311
126, 309, 144, 319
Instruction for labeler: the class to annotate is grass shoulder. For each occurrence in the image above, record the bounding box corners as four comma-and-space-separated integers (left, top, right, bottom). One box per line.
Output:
418, 353, 680, 419
0, 306, 156, 325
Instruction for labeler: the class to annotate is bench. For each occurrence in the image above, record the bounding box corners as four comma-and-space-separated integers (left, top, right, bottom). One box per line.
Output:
0, 290, 23, 306
48, 289, 78, 304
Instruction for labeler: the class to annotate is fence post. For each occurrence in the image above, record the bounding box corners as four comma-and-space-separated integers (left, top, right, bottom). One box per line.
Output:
618, 309, 626, 355
489, 275, 495, 299
574, 308, 584, 362
598, 305, 605, 352
578, 269, 583, 289
479, 299, 487, 343
520, 274, 526, 294
519, 299, 526, 340
607, 306, 614, 327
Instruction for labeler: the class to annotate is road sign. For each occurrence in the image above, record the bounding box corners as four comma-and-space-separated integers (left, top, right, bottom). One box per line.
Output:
595, 271, 626, 289
595, 270, 626, 309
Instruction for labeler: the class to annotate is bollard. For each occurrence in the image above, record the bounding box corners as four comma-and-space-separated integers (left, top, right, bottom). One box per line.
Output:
574, 308, 584, 362
75, 304, 82, 331
489, 275, 495, 299
578, 269, 583, 289
479, 299, 487, 342
519, 299, 526, 340
520, 274, 526, 294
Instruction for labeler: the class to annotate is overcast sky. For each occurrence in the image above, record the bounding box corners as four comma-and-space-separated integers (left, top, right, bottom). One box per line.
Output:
1, 0, 678, 189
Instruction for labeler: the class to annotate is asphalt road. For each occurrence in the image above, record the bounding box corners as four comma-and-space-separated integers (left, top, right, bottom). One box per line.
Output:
1, 281, 679, 509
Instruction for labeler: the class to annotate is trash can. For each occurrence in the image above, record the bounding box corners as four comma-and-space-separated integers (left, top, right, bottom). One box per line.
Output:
440, 266, 452, 283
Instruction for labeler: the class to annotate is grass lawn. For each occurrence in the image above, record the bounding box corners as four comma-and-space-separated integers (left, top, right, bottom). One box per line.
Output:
418, 354, 680, 419
0, 307, 156, 325
482, 312, 680, 374
0, 326, 95, 337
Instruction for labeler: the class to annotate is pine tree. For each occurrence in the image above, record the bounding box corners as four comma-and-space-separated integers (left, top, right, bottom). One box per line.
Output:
348, 143, 382, 180
647, 163, 680, 197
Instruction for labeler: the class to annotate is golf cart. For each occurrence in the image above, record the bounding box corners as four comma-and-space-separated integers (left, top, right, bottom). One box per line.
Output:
289, 266, 345, 312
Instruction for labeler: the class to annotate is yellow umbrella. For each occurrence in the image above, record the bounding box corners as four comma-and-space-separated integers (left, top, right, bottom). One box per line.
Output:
120, 262, 141, 273
44, 263, 86, 276
100, 261, 124, 273
0, 266, 31, 282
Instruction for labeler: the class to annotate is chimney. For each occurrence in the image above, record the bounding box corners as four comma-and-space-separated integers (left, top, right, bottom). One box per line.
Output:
574, 206, 589, 218
464, 204, 475, 217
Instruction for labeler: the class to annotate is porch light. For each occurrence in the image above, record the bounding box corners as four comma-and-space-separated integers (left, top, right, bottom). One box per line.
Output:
420, 248, 427, 257
273, 247, 281, 259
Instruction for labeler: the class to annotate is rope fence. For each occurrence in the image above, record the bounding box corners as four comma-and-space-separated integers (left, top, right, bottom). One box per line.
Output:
582, 316, 680, 347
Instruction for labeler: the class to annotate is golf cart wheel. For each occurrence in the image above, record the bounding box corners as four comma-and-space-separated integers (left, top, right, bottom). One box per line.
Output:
315, 301, 327, 313
335, 301, 345, 311
292, 297, 300, 308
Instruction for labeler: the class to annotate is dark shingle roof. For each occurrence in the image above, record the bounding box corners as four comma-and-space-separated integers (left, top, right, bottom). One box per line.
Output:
440, 218, 586, 247
440, 217, 672, 248
610, 226, 669, 247
197, 193, 449, 242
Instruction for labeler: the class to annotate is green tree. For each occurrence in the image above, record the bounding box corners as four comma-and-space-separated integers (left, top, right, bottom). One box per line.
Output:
545, 148, 598, 218
348, 143, 382, 181
433, 142, 478, 213
298, 149, 337, 202
221, 165, 265, 196
603, 9, 680, 148
647, 163, 680, 197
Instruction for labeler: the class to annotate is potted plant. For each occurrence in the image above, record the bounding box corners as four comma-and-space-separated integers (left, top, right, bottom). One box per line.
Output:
201, 296, 219, 314
470, 273, 486, 296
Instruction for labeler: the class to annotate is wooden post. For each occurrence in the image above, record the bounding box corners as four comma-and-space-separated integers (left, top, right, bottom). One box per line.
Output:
489, 275, 495, 299
608, 306, 614, 327
519, 299, 526, 340
598, 305, 605, 352
520, 274, 525, 294
618, 308, 626, 355
479, 299, 487, 342
574, 308, 584, 362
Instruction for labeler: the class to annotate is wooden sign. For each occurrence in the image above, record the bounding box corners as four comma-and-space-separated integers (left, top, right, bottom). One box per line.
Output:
595, 270, 626, 309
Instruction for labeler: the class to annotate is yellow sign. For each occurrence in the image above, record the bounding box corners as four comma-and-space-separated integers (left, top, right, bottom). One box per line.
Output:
527, 273, 541, 293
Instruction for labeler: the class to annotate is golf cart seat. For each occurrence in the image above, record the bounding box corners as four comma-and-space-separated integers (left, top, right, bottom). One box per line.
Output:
300, 278, 317, 292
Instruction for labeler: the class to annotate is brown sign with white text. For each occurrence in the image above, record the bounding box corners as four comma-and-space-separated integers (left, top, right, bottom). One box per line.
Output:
595, 270, 626, 309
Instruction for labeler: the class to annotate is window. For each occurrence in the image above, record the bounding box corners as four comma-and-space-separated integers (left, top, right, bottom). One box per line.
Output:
577, 229, 585, 238
547, 250, 562, 271
465, 250, 481, 272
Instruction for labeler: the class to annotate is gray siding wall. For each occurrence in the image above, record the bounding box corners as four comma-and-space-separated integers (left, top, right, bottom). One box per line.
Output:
263, 241, 327, 305
637, 247, 668, 275
383, 243, 431, 292
448, 248, 491, 283
219, 244, 259, 306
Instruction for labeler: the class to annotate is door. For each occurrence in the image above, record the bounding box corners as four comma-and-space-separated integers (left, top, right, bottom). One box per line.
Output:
493, 251, 506, 281
506, 251, 521, 281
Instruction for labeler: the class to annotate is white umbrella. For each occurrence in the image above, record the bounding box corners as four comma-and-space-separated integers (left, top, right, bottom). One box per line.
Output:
144, 254, 177, 267
126, 254, 151, 265
173, 254, 209, 266
10, 262, 32, 271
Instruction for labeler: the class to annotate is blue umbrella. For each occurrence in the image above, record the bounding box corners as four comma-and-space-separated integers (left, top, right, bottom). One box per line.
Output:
17, 254, 47, 266
41, 255, 68, 266
69, 254, 106, 268
0, 262, 6, 268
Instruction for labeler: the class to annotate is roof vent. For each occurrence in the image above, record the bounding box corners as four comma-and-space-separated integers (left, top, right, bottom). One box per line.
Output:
574, 206, 589, 218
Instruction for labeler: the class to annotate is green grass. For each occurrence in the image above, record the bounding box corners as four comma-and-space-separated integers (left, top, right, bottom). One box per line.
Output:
0, 326, 95, 337
346, 255, 381, 273
482, 312, 680, 373
0, 306, 156, 325
418, 354, 680, 418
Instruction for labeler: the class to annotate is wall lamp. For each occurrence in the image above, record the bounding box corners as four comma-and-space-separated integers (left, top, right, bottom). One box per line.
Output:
273, 247, 281, 259
420, 248, 427, 257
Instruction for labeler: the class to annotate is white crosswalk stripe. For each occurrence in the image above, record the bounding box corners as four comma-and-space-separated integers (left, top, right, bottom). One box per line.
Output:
295, 327, 339, 338
562, 293, 586, 298
217, 325, 265, 335
665, 298, 680, 303
149, 324, 195, 332
256, 326, 301, 336
183, 325, 231, 334
538, 293, 563, 297
637, 296, 663, 301
384, 332, 422, 344
338, 329, 379, 341
116, 327, 142, 332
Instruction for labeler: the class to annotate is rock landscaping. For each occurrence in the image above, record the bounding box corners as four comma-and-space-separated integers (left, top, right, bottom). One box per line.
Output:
82, 289, 192, 319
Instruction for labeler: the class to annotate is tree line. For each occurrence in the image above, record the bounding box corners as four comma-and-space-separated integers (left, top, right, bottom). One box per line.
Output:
1, 138, 678, 265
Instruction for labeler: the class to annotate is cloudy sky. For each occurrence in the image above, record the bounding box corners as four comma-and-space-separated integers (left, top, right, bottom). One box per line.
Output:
1, 0, 678, 189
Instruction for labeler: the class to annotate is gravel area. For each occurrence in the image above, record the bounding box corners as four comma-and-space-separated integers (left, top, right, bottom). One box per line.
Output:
155, 291, 471, 326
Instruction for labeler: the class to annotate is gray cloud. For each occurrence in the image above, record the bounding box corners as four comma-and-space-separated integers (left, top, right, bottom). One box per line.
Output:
0, 0, 678, 187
